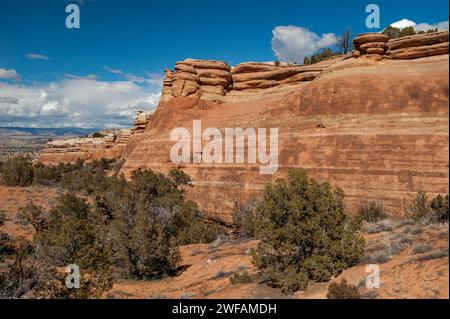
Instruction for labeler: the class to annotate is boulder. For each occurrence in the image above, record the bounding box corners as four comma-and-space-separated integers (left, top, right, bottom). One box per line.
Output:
352, 50, 362, 58
359, 42, 387, 51
182, 59, 230, 71
174, 63, 197, 74
366, 48, 386, 55
232, 66, 323, 83
173, 72, 199, 82
200, 85, 226, 96
233, 79, 279, 90
231, 62, 278, 74
196, 68, 231, 80
199, 77, 230, 87
353, 33, 389, 47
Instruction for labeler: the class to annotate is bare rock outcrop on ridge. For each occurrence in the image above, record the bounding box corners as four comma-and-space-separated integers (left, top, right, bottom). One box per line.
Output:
352, 31, 449, 60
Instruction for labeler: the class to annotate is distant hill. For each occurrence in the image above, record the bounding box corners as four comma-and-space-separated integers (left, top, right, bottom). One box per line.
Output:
0, 127, 99, 138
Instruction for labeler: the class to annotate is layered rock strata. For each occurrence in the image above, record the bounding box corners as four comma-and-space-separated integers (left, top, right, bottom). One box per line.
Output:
386, 31, 449, 59
122, 55, 449, 222
352, 31, 449, 60
37, 33, 449, 222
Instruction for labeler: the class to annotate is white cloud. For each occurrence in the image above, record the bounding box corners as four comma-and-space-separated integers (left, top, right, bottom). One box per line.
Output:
391, 19, 416, 29
64, 73, 98, 80
104, 66, 163, 87
25, 53, 50, 60
0, 68, 21, 80
271, 25, 339, 64
390, 19, 449, 32
0, 78, 161, 128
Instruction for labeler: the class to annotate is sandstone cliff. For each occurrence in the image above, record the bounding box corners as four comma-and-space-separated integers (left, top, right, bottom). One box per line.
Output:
37, 32, 449, 222
122, 33, 449, 222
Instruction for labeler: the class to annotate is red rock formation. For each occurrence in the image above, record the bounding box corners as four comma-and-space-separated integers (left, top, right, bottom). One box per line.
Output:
352, 31, 449, 60
121, 54, 449, 223
37, 33, 449, 223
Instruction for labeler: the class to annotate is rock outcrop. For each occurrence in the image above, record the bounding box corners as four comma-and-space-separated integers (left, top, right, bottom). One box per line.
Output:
352, 33, 389, 59
122, 54, 449, 223
231, 63, 325, 91
132, 110, 153, 134
386, 31, 449, 59
167, 59, 232, 100
352, 31, 449, 60
36, 111, 152, 165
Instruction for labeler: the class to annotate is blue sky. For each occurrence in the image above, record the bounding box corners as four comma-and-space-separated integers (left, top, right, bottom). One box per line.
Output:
0, 0, 448, 128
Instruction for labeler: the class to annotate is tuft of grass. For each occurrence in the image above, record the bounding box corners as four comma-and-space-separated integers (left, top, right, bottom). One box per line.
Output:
327, 279, 360, 299
208, 234, 228, 250
412, 243, 431, 255
213, 270, 230, 279
357, 201, 387, 223
364, 219, 396, 234
230, 271, 252, 284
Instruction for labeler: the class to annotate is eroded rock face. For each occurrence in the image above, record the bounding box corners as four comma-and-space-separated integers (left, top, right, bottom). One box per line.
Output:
37, 33, 449, 223
386, 32, 449, 59
352, 31, 449, 60
121, 55, 449, 223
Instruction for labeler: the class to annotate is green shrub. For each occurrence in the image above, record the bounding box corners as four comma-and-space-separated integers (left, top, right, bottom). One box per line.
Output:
0, 156, 34, 186
430, 194, 449, 224
94, 169, 222, 279
230, 271, 252, 284
357, 201, 387, 223
405, 187, 431, 221
252, 170, 364, 293
0, 211, 7, 226
405, 188, 449, 223
33, 193, 113, 298
17, 203, 48, 231
92, 132, 105, 138
326, 279, 360, 299
32, 163, 62, 185
232, 201, 256, 238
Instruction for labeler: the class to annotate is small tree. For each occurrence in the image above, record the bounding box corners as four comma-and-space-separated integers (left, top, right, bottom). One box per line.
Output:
339, 27, 352, 54
0, 156, 33, 186
232, 200, 256, 238
430, 194, 449, 224
252, 170, 364, 293
405, 186, 431, 221
34, 193, 113, 298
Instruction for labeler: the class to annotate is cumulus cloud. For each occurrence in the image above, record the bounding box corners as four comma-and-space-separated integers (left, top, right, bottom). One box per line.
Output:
0, 68, 21, 81
0, 78, 161, 128
25, 53, 50, 60
390, 19, 449, 32
271, 25, 338, 64
391, 18, 416, 29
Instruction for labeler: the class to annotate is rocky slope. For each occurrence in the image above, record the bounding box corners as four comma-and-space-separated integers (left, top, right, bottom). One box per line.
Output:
37, 32, 449, 222
36, 111, 153, 165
